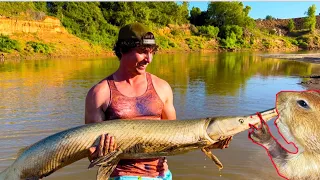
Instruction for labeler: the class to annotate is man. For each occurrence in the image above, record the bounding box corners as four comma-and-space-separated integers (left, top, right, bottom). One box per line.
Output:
85, 22, 231, 180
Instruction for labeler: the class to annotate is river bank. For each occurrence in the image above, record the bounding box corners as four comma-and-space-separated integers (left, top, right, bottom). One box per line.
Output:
259, 53, 320, 90
0, 48, 305, 61
299, 75, 320, 90
260, 53, 320, 64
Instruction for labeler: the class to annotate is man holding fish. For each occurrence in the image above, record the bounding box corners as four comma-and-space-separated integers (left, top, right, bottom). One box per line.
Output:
85, 22, 232, 180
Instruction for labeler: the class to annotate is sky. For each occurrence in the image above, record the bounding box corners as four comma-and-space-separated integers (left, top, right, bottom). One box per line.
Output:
188, 2, 320, 19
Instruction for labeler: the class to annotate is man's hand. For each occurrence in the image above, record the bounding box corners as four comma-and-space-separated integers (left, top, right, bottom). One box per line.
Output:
211, 136, 233, 149
88, 134, 117, 161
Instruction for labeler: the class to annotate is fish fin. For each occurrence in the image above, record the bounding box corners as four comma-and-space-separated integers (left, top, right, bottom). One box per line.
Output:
201, 147, 223, 170
88, 137, 142, 168
89, 150, 121, 168
96, 158, 120, 180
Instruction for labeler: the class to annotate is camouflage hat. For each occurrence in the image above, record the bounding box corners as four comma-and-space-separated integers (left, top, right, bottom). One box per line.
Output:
117, 22, 157, 48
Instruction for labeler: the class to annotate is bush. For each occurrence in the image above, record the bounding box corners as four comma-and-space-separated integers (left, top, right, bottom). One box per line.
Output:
185, 37, 202, 50
269, 29, 277, 35
296, 36, 309, 49
219, 25, 243, 49
220, 32, 238, 49
197, 25, 219, 38
288, 19, 295, 32
26, 41, 53, 54
156, 36, 176, 49
189, 24, 198, 35
289, 38, 299, 46
170, 29, 184, 36
168, 41, 177, 48
296, 38, 309, 49
262, 39, 271, 48
298, 41, 309, 49
219, 25, 243, 39
0, 35, 21, 52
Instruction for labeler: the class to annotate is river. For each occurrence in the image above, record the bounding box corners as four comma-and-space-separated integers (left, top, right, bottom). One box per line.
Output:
0, 51, 319, 179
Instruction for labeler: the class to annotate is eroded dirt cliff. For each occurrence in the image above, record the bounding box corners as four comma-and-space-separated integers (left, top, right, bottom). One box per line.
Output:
0, 15, 112, 59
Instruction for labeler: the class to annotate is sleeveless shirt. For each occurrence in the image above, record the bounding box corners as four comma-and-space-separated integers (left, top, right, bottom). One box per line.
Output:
104, 73, 168, 178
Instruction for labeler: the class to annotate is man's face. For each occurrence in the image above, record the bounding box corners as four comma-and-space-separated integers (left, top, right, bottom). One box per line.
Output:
121, 46, 156, 75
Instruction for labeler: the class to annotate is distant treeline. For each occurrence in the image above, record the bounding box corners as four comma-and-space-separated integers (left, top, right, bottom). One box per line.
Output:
0, 2, 318, 51
0, 2, 254, 48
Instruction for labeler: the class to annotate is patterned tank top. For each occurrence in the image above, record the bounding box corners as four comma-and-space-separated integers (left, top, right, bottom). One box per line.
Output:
104, 73, 168, 178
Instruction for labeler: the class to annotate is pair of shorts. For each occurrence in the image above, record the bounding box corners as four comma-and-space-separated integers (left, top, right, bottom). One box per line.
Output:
110, 170, 172, 180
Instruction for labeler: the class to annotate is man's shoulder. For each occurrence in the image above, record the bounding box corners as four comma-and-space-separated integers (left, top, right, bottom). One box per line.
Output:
149, 73, 172, 95
87, 79, 110, 99
149, 73, 170, 88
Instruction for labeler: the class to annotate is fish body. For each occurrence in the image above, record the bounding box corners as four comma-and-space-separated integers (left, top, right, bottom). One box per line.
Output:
0, 108, 277, 180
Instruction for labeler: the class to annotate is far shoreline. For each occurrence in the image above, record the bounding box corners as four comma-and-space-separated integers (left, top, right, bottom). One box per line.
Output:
260, 53, 320, 64
1, 50, 319, 90
1, 48, 313, 61
259, 53, 320, 90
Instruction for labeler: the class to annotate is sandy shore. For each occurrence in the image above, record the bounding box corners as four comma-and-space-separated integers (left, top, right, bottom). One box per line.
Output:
260, 53, 320, 90
260, 53, 320, 64
298, 75, 320, 90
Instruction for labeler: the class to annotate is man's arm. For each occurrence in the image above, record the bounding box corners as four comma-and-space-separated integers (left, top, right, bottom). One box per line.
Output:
85, 81, 116, 160
161, 81, 176, 120
151, 74, 176, 120
85, 82, 109, 124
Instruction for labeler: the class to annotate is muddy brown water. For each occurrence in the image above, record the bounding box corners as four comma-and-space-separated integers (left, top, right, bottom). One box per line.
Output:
0, 52, 318, 179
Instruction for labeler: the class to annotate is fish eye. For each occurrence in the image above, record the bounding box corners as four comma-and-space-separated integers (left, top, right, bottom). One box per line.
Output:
238, 119, 244, 124
297, 100, 310, 109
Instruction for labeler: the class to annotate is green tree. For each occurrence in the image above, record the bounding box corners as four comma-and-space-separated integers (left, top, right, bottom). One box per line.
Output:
100, 2, 188, 26
304, 4, 317, 31
0, 2, 39, 19
47, 2, 118, 47
33, 2, 47, 12
243, 6, 251, 17
265, 15, 274, 20
190, 10, 209, 26
206, 2, 253, 28
288, 19, 295, 32
45, 2, 190, 49
197, 26, 219, 38
190, 7, 201, 25
176, 2, 189, 25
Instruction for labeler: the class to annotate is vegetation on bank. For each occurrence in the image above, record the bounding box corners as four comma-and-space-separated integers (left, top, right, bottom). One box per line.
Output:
25, 41, 53, 54
0, 35, 21, 52
0, 35, 54, 55
0, 2, 319, 56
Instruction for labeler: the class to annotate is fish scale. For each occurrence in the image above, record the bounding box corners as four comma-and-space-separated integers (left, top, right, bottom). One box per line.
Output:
0, 108, 278, 180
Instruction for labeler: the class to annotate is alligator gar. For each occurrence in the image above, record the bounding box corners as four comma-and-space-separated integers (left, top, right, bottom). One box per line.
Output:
0, 108, 277, 180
